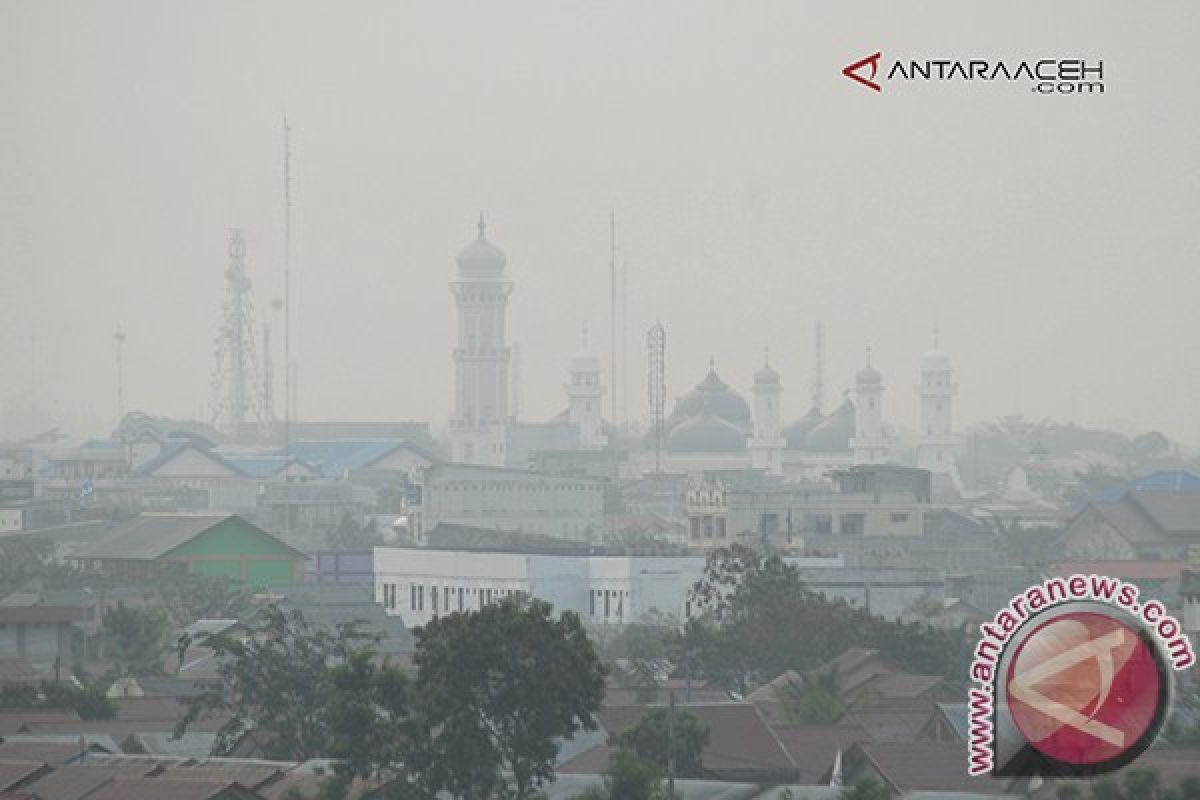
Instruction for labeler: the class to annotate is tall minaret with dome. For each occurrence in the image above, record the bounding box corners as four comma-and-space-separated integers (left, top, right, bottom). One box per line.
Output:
449, 214, 513, 466
749, 349, 784, 475
916, 330, 959, 477
565, 328, 607, 450
851, 348, 888, 464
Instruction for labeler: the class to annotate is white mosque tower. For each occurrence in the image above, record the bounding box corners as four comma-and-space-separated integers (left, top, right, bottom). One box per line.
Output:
749, 348, 784, 475
851, 347, 888, 465
449, 214, 513, 466
916, 330, 959, 477
565, 328, 607, 450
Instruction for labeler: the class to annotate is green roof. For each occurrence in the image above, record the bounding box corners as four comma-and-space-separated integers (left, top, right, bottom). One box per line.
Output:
69, 514, 306, 562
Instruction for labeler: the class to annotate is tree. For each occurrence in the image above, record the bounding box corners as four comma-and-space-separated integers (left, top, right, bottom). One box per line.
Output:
1090, 779, 1122, 800
412, 596, 606, 800
175, 605, 378, 760
322, 647, 413, 794
154, 574, 251, 627
1121, 767, 1161, 799
1180, 776, 1200, 800
838, 777, 892, 800
104, 602, 171, 677
615, 706, 710, 779
1054, 784, 1083, 800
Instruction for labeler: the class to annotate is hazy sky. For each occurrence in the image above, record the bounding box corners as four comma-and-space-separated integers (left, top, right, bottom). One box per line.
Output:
3, 1, 1199, 445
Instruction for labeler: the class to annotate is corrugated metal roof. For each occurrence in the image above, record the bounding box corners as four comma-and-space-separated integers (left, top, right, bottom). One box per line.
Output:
68, 514, 306, 562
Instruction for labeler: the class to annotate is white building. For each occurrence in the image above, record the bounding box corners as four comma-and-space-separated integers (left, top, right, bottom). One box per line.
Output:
373, 545, 844, 628
412, 461, 606, 543
448, 215, 514, 467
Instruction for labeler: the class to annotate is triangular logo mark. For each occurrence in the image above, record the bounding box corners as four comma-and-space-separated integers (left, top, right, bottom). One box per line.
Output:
843, 52, 883, 92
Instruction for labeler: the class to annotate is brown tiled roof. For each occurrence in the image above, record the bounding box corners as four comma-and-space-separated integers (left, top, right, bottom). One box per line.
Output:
1128, 492, 1200, 534
23, 764, 156, 800
771, 724, 871, 783
0, 660, 40, 684
856, 672, 947, 700
557, 744, 617, 775
0, 741, 89, 766
0, 760, 50, 792
0, 711, 83, 735
848, 741, 1014, 794
163, 763, 284, 790
597, 703, 795, 773
82, 778, 256, 800
839, 709, 932, 743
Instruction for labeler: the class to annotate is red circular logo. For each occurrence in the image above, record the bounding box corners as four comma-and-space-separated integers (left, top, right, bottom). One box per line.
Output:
1006, 611, 1165, 767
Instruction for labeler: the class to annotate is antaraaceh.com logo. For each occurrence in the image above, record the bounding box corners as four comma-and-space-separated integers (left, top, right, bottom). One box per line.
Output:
841, 51, 1105, 95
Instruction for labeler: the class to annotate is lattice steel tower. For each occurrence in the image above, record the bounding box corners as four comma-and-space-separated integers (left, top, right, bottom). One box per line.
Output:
211, 229, 264, 439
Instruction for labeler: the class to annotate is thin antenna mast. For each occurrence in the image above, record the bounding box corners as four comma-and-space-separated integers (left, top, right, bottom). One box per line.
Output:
283, 116, 292, 447
282, 114, 292, 533
813, 320, 826, 413
621, 257, 629, 428
610, 210, 617, 425
114, 327, 126, 420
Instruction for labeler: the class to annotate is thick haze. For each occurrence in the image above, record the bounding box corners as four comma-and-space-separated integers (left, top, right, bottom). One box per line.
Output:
3, 1, 1198, 444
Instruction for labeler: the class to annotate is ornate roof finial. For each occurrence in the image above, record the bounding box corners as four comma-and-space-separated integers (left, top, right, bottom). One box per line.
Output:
763, 345, 770, 367
708, 355, 716, 371
477, 211, 486, 238
865, 345, 872, 367
581, 325, 589, 351
933, 324, 940, 349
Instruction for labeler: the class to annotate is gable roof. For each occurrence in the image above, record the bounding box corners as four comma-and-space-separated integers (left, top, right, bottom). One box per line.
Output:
847, 741, 1015, 794
596, 703, 795, 773
1127, 490, 1200, 534
68, 515, 306, 562
0, 760, 50, 793
131, 443, 245, 479
770, 724, 872, 783
283, 439, 435, 476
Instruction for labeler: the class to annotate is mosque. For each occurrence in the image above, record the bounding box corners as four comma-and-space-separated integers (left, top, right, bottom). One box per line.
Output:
444, 218, 963, 488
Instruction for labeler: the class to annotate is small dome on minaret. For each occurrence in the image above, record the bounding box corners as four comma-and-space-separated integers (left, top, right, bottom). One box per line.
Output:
456, 213, 507, 279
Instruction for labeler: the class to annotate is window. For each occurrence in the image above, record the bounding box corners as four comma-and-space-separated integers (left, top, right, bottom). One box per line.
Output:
890, 512, 910, 523
458, 587, 465, 611
841, 513, 866, 535
432, 587, 438, 613
604, 591, 611, 618
590, 590, 596, 617
417, 585, 425, 612
411, 584, 417, 610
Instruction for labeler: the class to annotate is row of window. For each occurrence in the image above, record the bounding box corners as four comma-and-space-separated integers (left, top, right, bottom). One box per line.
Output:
381, 583, 525, 614
589, 589, 629, 619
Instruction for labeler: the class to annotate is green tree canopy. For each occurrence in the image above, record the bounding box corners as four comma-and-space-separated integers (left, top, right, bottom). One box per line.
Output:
412, 596, 606, 800
104, 601, 172, 678
175, 605, 378, 760
615, 705, 710, 779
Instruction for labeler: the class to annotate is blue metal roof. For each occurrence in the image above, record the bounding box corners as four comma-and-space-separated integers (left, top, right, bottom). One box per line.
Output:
1076, 470, 1200, 512
282, 439, 424, 476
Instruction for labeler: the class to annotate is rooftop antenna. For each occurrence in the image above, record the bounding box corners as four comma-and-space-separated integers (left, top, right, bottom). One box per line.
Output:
113, 327, 126, 420
29, 331, 36, 427
647, 322, 666, 475
813, 320, 826, 413
610, 209, 618, 426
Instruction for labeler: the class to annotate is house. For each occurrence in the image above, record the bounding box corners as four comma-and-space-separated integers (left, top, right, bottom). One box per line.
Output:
841, 741, 1023, 796
68, 514, 307, 588
562, 702, 799, 784
0, 591, 97, 670
1061, 490, 1200, 561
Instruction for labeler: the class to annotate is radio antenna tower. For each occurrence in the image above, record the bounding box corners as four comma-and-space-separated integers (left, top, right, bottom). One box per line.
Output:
647, 322, 666, 475
211, 228, 262, 438
621, 256, 629, 427
113, 327, 126, 420
812, 320, 826, 413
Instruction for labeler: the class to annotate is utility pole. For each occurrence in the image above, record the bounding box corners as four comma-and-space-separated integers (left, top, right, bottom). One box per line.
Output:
667, 690, 676, 797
